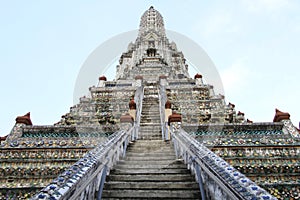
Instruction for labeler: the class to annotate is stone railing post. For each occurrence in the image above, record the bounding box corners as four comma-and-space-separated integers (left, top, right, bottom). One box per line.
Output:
168, 112, 182, 134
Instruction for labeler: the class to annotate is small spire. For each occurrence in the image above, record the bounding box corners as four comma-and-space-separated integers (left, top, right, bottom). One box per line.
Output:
139, 6, 165, 37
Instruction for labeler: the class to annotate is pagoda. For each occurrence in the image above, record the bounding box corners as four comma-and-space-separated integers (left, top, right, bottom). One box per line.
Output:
0, 6, 299, 200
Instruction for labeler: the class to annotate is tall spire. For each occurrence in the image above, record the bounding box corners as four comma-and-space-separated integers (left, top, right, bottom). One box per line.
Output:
115, 7, 190, 80
138, 6, 166, 37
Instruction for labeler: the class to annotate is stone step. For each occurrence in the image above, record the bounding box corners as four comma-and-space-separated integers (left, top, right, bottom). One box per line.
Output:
129, 140, 170, 146
141, 110, 159, 113
142, 105, 159, 108
140, 121, 160, 124
143, 94, 158, 96
141, 114, 160, 117
125, 151, 176, 157
111, 168, 191, 174
140, 123, 161, 126
141, 116, 160, 119
142, 106, 159, 108
139, 130, 161, 134
127, 144, 172, 149
104, 181, 199, 190
141, 115, 160, 118
141, 112, 159, 115
141, 110, 160, 113
142, 99, 159, 102
115, 159, 184, 165
139, 131, 161, 135
102, 189, 201, 199
131, 138, 162, 142
127, 144, 171, 149
124, 155, 176, 161
141, 112, 160, 115
139, 127, 161, 131
142, 102, 159, 105
139, 130, 161, 133
106, 174, 195, 182
114, 163, 186, 170
126, 149, 173, 153
140, 117, 160, 121
138, 136, 162, 140
140, 120, 161, 124
139, 128, 161, 132
126, 146, 171, 152
138, 131, 161, 134
140, 121, 161, 125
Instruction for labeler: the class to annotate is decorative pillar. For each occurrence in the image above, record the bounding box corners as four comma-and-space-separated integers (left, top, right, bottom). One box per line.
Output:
16, 112, 32, 125
135, 75, 143, 87
128, 99, 136, 121
273, 108, 290, 122
194, 73, 203, 85
98, 75, 107, 87
273, 108, 299, 138
159, 75, 167, 86
209, 85, 215, 97
236, 111, 245, 123
120, 113, 134, 131
164, 100, 172, 140
168, 112, 182, 133
129, 98, 137, 140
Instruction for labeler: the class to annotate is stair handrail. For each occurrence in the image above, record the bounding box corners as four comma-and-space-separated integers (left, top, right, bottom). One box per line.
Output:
171, 126, 277, 200
134, 85, 144, 140
31, 126, 135, 200
158, 85, 167, 140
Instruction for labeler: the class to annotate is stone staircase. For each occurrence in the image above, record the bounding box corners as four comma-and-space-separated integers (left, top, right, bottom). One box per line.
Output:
101, 84, 201, 199
139, 85, 161, 140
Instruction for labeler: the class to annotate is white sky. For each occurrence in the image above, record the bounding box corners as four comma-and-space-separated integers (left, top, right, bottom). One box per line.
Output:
1, 0, 300, 136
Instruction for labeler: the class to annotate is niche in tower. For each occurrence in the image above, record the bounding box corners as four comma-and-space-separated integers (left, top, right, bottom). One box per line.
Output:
147, 48, 156, 57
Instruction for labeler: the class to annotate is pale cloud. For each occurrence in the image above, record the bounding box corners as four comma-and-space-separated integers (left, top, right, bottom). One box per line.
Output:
242, 0, 291, 12
220, 58, 251, 93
